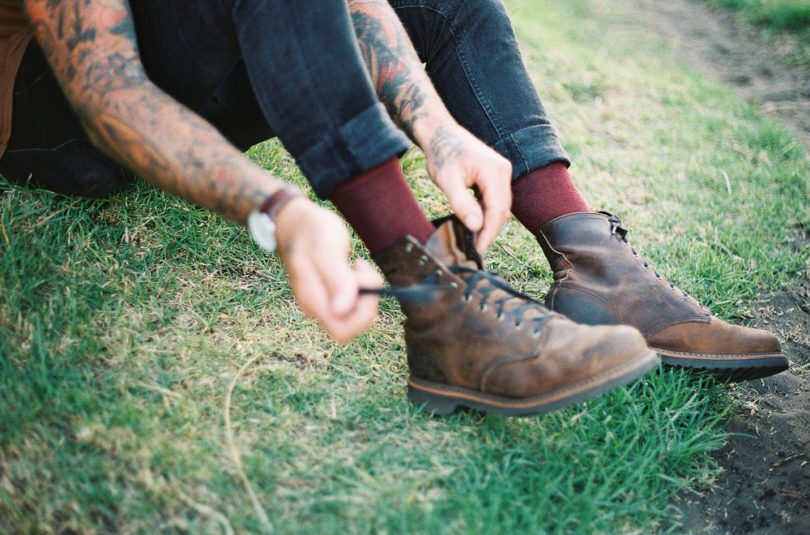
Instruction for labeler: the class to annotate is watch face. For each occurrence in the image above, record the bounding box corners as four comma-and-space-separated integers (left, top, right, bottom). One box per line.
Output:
247, 211, 277, 252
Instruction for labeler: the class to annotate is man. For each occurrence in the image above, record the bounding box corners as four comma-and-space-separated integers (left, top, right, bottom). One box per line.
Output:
0, 0, 660, 416
203, 0, 787, 383
350, 0, 789, 383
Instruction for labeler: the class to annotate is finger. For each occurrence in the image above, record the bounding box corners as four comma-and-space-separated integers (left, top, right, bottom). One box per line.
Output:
287, 259, 332, 324
441, 171, 484, 233
354, 259, 384, 290
292, 262, 362, 344
317, 249, 359, 317
333, 263, 381, 343
317, 262, 380, 343
475, 166, 512, 252
351, 259, 382, 319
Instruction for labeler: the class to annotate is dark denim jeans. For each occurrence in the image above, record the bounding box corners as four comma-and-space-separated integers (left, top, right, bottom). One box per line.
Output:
0, 0, 409, 199
1, 0, 568, 198
204, 0, 570, 179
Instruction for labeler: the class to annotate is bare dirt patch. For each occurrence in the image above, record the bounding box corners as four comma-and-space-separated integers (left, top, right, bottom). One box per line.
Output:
630, 0, 810, 145
621, 1, 810, 532
670, 268, 810, 534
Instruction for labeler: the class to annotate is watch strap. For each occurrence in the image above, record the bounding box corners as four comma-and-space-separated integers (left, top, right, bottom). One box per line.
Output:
258, 186, 304, 222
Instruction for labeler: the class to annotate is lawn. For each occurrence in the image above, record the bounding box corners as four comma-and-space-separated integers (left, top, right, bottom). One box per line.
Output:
1, 0, 809, 533
702, 0, 810, 30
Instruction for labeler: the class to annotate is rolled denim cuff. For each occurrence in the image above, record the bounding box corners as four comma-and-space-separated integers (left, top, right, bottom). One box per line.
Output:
297, 102, 412, 199
492, 123, 571, 180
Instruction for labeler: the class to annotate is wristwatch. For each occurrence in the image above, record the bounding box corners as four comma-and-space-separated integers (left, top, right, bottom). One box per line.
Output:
247, 186, 304, 253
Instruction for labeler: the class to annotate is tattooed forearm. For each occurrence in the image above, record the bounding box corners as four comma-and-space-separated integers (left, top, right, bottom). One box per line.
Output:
351, 9, 425, 134
22, 0, 281, 224
349, 0, 447, 140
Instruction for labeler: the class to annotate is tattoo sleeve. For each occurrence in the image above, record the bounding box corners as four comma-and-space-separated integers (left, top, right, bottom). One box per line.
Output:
21, 0, 283, 224
348, 0, 455, 145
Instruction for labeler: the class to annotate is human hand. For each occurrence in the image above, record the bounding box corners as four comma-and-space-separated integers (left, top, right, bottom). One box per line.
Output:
274, 197, 382, 343
422, 124, 512, 252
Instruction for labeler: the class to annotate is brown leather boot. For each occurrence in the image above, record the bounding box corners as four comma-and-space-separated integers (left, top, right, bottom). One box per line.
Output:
536, 212, 788, 381
372, 217, 657, 416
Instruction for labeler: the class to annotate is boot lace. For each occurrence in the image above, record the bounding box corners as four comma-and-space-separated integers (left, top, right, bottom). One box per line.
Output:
419, 265, 556, 334
605, 212, 694, 300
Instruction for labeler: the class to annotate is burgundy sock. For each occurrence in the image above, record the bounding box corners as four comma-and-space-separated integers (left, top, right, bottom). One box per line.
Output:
331, 157, 435, 254
510, 161, 590, 234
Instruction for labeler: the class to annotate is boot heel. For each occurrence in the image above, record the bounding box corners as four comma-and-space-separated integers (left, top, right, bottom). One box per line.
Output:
408, 384, 459, 416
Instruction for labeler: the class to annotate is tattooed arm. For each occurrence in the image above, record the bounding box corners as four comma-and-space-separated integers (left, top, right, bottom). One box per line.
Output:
349, 0, 512, 250
21, 0, 382, 342
22, 0, 275, 224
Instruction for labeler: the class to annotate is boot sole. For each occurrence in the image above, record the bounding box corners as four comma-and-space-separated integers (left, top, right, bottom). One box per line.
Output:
407, 348, 659, 417
657, 348, 789, 382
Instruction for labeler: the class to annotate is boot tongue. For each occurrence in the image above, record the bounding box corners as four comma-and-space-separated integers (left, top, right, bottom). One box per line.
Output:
425, 215, 483, 269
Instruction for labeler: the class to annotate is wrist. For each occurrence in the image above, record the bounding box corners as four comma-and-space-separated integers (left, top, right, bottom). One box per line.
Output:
273, 195, 312, 255
247, 186, 305, 253
410, 109, 457, 150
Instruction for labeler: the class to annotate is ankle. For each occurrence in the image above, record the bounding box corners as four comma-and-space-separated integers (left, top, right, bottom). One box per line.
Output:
331, 157, 435, 254
511, 162, 590, 234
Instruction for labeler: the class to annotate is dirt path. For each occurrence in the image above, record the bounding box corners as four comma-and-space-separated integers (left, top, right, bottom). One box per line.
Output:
628, 0, 810, 144
622, 1, 810, 533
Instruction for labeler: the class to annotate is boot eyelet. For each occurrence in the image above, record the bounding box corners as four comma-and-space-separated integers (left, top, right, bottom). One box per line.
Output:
405, 243, 414, 253
462, 294, 472, 302
643, 262, 649, 268
479, 304, 488, 312
433, 269, 443, 278
449, 282, 459, 289
496, 313, 504, 321
418, 255, 429, 265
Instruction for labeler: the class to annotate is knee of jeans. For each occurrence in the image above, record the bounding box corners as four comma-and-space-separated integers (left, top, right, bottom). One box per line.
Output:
0, 142, 128, 198
40, 161, 126, 198
53, 141, 127, 198
72, 164, 128, 198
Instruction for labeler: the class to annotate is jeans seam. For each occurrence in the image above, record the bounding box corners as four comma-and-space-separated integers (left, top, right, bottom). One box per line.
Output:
13, 44, 50, 96
13, 68, 51, 96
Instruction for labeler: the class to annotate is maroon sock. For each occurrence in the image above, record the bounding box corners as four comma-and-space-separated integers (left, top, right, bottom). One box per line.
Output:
510, 161, 591, 234
331, 157, 435, 254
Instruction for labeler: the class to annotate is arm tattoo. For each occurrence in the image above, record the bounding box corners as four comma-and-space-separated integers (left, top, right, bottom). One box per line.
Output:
349, 1, 431, 138
22, 0, 279, 224
428, 126, 464, 172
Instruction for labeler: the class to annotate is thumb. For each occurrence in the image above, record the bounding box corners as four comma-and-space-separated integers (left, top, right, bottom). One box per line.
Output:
318, 253, 359, 317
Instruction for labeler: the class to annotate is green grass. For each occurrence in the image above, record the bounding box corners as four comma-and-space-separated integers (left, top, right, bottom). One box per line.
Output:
703, 0, 810, 30
699, 0, 810, 65
2, 0, 809, 533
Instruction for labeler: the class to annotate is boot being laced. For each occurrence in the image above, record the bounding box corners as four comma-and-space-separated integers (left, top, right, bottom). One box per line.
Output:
373, 216, 658, 416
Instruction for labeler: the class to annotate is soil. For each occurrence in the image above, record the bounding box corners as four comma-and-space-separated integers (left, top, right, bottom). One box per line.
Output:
622, 1, 810, 533
628, 0, 810, 145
